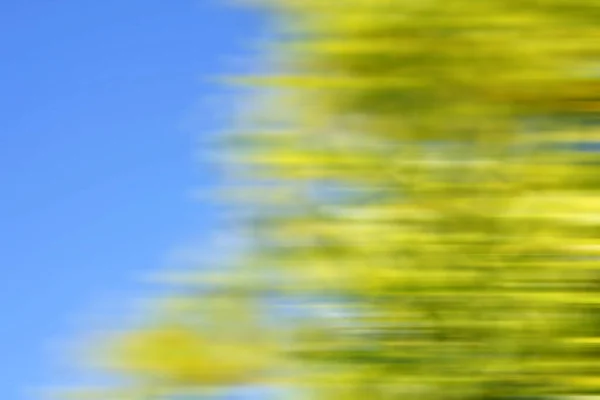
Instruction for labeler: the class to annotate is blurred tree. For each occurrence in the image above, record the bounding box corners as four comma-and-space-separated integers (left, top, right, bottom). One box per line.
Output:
61, 1, 600, 399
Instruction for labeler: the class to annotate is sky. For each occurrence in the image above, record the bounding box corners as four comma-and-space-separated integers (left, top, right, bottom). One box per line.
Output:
0, 1, 268, 398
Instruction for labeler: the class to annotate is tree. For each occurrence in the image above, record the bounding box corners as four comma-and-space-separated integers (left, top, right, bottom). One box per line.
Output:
60, 1, 600, 399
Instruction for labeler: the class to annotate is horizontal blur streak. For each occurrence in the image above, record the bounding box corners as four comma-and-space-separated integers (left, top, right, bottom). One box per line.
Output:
59, 1, 600, 400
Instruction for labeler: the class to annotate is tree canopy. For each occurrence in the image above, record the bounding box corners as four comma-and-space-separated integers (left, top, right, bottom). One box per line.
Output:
60, 1, 600, 399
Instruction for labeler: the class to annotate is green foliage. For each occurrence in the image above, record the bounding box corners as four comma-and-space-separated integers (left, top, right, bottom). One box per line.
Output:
61, 1, 600, 399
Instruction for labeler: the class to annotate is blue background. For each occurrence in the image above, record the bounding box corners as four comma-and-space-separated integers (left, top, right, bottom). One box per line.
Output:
0, 1, 266, 398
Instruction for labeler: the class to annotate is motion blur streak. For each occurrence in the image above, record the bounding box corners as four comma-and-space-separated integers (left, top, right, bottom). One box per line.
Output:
57, 1, 600, 400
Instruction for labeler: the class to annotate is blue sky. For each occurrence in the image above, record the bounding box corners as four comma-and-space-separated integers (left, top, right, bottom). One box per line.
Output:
0, 1, 267, 398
